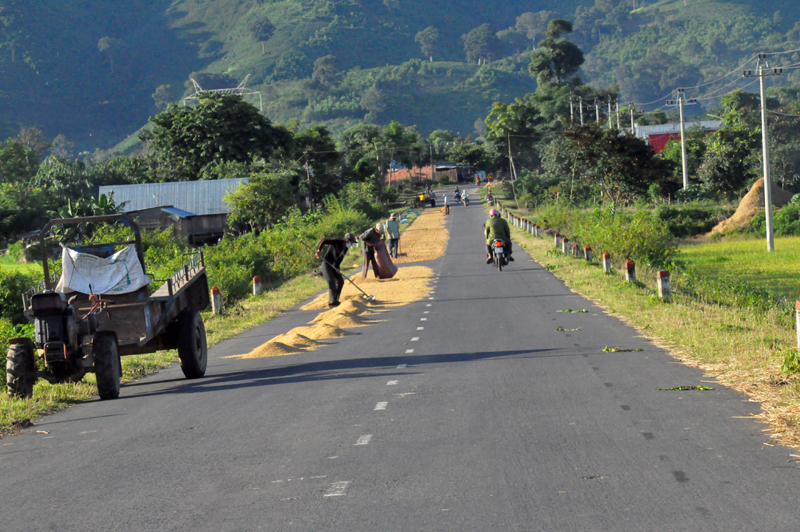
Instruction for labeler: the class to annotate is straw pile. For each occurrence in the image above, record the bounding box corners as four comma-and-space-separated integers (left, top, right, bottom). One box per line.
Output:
710, 178, 794, 235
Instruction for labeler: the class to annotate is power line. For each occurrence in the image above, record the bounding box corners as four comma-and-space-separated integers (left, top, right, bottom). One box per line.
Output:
767, 109, 800, 118
761, 48, 800, 57
693, 78, 760, 101
685, 56, 757, 91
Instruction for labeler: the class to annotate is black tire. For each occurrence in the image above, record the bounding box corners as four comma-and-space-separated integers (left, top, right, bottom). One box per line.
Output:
6, 339, 36, 399
94, 333, 121, 400
177, 309, 207, 379
495, 254, 502, 271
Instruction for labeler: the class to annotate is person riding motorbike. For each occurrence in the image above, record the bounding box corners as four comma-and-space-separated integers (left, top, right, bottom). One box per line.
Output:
486, 192, 494, 206
485, 209, 513, 264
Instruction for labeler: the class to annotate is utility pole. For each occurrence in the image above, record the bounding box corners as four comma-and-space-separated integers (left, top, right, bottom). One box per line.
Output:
579, 97, 584, 126
629, 102, 635, 132
745, 54, 783, 252
607, 97, 613, 130
595, 101, 600, 124
507, 133, 517, 180
666, 88, 697, 190
570, 94, 575, 125
429, 145, 435, 183
305, 158, 314, 212
615, 100, 621, 130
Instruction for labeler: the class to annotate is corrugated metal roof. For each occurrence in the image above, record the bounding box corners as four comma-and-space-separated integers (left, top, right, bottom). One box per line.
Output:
99, 178, 248, 216
634, 121, 722, 139
161, 207, 196, 218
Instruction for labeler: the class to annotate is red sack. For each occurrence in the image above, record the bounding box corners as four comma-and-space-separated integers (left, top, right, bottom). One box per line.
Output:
373, 241, 397, 279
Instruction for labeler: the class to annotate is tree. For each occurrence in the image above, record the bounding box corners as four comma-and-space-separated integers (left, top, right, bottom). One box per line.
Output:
49, 134, 74, 159
152, 84, 175, 110
485, 96, 546, 171
337, 123, 381, 183
563, 124, 671, 205
462, 24, 499, 64
0, 138, 40, 185
225, 170, 296, 231
414, 26, 439, 61
496, 29, 529, 55
97, 37, 122, 73
515, 11, 553, 44
293, 125, 341, 201
141, 94, 292, 179
250, 17, 275, 54
312, 55, 340, 88
360, 86, 387, 117
528, 19, 584, 86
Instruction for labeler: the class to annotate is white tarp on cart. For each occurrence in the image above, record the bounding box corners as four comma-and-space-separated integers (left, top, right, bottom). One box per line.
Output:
56, 245, 150, 295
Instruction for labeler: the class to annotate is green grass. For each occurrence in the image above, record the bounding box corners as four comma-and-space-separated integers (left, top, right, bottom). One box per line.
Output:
0, 261, 41, 276
679, 236, 800, 301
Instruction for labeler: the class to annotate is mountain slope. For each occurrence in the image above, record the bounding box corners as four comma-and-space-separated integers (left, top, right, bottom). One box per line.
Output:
0, 0, 798, 153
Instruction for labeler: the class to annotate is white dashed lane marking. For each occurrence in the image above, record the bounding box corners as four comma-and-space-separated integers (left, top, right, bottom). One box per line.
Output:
355, 435, 372, 446
405, 349, 415, 353
375, 402, 388, 410
417, 327, 424, 330
426, 304, 432, 307
420, 318, 427, 321
324, 481, 351, 497
387, 380, 398, 385
397, 363, 407, 368
424, 311, 429, 314
411, 337, 419, 341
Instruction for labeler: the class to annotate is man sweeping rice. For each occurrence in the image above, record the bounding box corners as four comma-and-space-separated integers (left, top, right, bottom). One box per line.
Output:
315, 232, 357, 307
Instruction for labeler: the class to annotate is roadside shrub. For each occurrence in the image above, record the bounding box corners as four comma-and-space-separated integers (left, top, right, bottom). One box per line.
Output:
781, 348, 800, 374
748, 203, 800, 236
534, 204, 677, 267
655, 204, 736, 238
438, 175, 450, 187
0, 269, 40, 324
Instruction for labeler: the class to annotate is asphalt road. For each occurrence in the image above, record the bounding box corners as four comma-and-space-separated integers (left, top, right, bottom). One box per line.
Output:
3, 186, 800, 531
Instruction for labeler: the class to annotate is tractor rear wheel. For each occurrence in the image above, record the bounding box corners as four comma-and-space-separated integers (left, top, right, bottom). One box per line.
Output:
94, 333, 121, 400
6, 339, 36, 399
177, 309, 207, 379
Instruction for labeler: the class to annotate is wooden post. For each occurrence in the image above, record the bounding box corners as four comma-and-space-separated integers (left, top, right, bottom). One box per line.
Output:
657, 270, 671, 300
211, 286, 222, 315
253, 275, 263, 296
625, 260, 636, 283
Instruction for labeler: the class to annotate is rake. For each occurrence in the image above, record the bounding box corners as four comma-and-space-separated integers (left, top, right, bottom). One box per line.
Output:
300, 241, 376, 301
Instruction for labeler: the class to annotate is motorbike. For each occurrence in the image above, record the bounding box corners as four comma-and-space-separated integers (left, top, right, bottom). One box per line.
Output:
463, 196, 470, 206
487, 196, 494, 206
491, 238, 508, 271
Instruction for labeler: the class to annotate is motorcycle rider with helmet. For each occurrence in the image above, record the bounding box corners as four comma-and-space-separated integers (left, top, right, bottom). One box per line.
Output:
484, 209, 514, 264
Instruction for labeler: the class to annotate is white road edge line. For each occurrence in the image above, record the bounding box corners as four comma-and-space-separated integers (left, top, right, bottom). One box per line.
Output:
324, 481, 351, 497
355, 435, 373, 446
375, 402, 388, 410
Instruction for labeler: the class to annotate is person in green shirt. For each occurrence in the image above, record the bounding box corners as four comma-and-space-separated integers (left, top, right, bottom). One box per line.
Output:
385, 213, 401, 258
484, 208, 514, 264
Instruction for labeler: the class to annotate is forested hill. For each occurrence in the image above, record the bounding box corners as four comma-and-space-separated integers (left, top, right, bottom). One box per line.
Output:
1, 0, 798, 154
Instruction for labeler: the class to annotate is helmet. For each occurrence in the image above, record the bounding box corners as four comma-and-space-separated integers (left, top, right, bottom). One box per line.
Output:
489, 209, 499, 217
375, 222, 384, 232
343, 232, 356, 242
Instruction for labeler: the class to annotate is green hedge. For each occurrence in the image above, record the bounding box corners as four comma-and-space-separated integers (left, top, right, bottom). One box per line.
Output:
533, 204, 678, 267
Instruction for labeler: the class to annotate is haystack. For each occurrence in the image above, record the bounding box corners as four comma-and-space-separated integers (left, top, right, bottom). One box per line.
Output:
710, 178, 794, 235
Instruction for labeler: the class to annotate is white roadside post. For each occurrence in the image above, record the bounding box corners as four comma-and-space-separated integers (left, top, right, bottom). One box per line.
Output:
657, 271, 671, 300
602, 252, 612, 273
572, 243, 580, 258
625, 260, 636, 283
555, 232, 562, 248
584, 245, 593, 262
211, 286, 222, 315
796, 300, 800, 348
562, 237, 570, 255
253, 275, 263, 296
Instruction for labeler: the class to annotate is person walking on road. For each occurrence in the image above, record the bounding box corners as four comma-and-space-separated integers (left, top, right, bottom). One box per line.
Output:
359, 223, 385, 278
485, 208, 513, 264
385, 213, 401, 259
315, 232, 357, 307
443, 194, 450, 215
